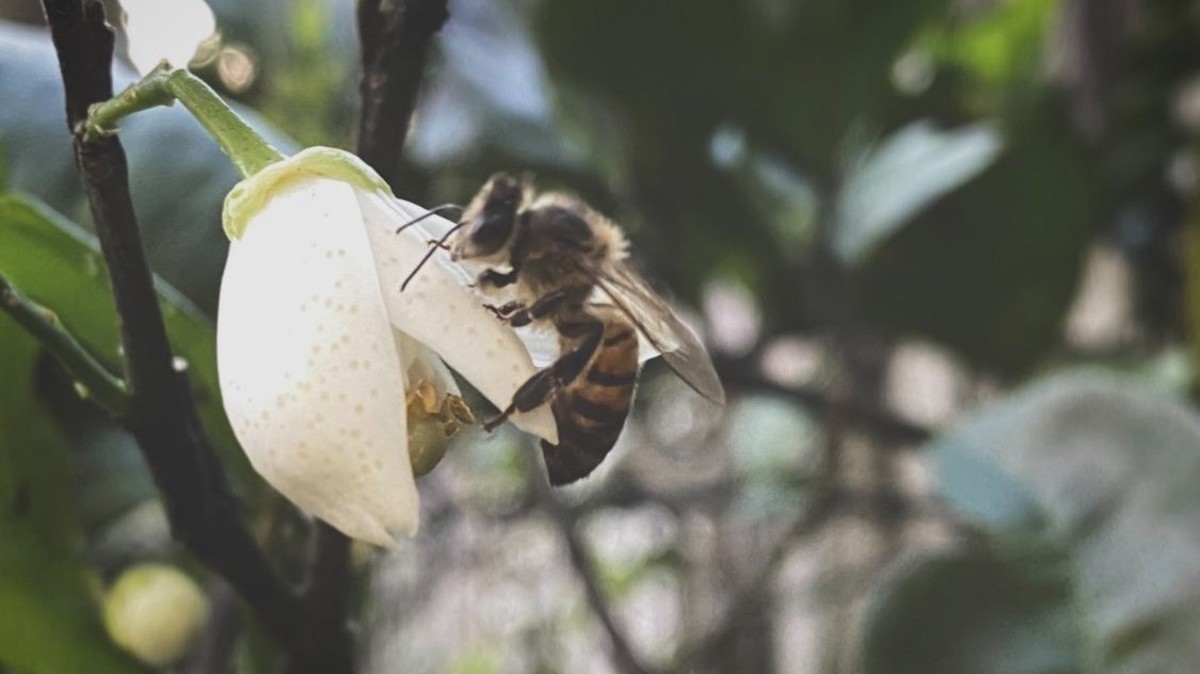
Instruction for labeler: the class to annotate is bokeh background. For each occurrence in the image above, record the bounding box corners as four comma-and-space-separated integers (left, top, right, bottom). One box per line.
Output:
3, 0, 1200, 672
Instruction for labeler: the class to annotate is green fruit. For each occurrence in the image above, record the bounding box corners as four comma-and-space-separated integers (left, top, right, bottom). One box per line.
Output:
103, 563, 209, 667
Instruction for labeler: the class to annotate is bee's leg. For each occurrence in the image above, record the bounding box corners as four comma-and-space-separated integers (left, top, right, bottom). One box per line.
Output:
476, 268, 519, 289
482, 369, 556, 432
483, 318, 603, 431
497, 290, 569, 328
483, 300, 526, 320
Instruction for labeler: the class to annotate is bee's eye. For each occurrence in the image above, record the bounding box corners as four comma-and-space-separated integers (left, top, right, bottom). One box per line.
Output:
470, 211, 513, 252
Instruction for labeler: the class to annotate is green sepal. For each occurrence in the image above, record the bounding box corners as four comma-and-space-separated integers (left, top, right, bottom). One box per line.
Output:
222, 147, 394, 240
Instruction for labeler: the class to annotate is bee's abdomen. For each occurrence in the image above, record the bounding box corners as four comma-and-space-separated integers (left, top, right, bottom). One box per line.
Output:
541, 321, 639, 485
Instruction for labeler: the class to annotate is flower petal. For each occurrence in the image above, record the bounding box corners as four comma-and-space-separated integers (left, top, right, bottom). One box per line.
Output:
218, 177, 418, 546
356, 190, 559, 444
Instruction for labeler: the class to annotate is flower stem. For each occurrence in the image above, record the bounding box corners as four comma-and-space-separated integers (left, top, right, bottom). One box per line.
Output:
0, 272, 130, 415
84, 63, 283, 178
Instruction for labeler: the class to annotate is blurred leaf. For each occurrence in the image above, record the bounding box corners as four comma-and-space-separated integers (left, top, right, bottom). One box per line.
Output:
866, 371, 1200, 672
0, 525, 149, 674
0, 318, 73, 551
726, 0, 955, 175
834, 120, 1003, 265
935, 441, 1043, 532
0, 193, 251, 506
0, 296, 145, 674
859, 116, 1094, 373
925, 0, 1061, 89
65, 413, 158, 537
535, 0, 804, 304
862, 549, 1080, 674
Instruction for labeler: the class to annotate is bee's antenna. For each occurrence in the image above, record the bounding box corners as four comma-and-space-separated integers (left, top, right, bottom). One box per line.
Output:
394, 203, 463, 235
400, 220, 469, 292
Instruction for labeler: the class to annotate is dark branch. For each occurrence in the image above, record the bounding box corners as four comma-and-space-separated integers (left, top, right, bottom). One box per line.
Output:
713, 355, 933, 445
291, 520, 353, 674
183, 580, 242, 674
41, 2, 350, 671
356, 0, 450, 190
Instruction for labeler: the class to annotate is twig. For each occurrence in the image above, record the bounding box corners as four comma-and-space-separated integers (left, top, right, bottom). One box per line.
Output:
356, 0, 450, 190
182, 579, 242, 674
41, 2, 350, 671
713, 355, 933, 445
528, 456, 652, 674
0, 272, 129, 414
293, 520, 353, 674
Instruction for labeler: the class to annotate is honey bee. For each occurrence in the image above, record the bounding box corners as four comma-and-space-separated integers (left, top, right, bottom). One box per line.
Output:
401, 173, 725, 485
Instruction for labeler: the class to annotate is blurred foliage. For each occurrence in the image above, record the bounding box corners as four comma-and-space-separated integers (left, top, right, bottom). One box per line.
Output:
0, 261, 146, 673
4, 0, 1200, 671
866, 373, 1200, 671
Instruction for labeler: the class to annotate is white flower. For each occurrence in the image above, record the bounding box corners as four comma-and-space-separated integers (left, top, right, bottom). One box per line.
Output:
216, 148, 557, 547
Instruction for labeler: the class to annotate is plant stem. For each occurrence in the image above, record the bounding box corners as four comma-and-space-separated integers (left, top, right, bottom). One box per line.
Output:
0, 273, 129, 415
84, 64, 283, 178
356, 0, 449, 190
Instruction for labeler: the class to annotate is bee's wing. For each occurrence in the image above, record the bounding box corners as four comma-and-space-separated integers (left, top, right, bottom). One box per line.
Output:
586, 263, 726, 405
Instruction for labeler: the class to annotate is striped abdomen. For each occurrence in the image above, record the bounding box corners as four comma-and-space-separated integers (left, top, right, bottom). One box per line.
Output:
541, 315, 639, 485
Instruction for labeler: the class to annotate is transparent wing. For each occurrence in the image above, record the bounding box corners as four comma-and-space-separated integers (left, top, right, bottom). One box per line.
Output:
586, 262, 726, 405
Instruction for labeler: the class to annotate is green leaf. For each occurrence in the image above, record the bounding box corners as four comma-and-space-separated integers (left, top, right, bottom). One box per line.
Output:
0, 193, 252, 510
865, 371, 1200, 673
859, 116, 1094, 373
924, 0, 1061, 89
755, 0, 955, 173
0, 279, 146, 674
834, 121, 1004, 265
0, 524, 149, 674
862, 549, 1081, 674
0, 313, 74, 551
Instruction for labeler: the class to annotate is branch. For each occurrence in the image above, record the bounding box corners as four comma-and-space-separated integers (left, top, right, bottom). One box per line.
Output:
713, 355, 933, 445
0, 272, 129, 414
292, 520, 353, 674
41, 2, 349, 671
528, 457, 652, 674
356, 0, 449, 190
182, 580, 242, 674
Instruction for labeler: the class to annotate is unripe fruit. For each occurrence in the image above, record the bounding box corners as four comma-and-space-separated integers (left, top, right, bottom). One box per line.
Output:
103, 564, 209, 667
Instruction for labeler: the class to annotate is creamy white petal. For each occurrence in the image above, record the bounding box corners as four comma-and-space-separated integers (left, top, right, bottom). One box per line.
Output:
218, 178, 417, 547
357, 191, 558, 444
396, 331, 461, 397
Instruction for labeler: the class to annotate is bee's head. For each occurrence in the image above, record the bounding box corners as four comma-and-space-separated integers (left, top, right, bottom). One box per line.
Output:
451, 173, 525, 262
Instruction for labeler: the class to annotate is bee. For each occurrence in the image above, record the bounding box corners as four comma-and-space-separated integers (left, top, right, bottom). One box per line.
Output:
401, 173, 725, 485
